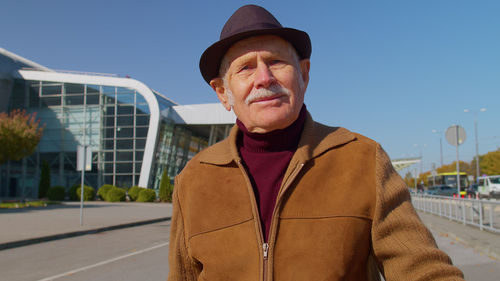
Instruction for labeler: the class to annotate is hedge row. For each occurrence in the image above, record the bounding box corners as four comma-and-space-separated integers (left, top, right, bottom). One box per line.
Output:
107, 187, 126, 202
96, 185, 126, 202
97, 184, 114, 200
45, 184, 160, 203
127, 186, 157, 202
128, 186, 142, 201
77, 185, 95, 201
46, 184, 95, 201
137, 189, 156, 202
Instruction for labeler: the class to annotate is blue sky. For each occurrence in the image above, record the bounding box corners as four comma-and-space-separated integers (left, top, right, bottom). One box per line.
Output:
2, 0, 500, 174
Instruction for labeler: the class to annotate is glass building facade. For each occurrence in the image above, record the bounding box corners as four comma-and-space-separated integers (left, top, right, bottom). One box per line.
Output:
0, 67, 233, 198
0, 48, 407, 198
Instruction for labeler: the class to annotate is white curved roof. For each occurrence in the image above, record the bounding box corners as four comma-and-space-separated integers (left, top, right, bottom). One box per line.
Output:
172, 103, 236, 125
391, 157, 421, 171
0, 48, 52, 74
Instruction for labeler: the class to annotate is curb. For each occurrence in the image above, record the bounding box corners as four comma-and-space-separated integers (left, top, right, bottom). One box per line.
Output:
0, 217, 171, 251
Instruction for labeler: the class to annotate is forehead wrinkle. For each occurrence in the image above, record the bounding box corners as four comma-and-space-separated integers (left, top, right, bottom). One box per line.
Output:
228, 39, 291, 62
229, 49, 279, 70
219, 35, 299, 78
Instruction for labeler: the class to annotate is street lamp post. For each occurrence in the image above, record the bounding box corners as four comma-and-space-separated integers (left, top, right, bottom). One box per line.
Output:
432, 129, 443, 167
464, 108, 486, 182
413, 143, 427, 178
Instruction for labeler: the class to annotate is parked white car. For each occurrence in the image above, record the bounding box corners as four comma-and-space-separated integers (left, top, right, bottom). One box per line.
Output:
477, 175, 500, 199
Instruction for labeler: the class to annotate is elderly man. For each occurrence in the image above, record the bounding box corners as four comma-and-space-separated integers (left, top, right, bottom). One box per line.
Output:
168, 5, 464, 281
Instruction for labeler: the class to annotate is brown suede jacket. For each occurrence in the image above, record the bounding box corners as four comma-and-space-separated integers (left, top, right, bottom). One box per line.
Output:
168, 113, 464, 281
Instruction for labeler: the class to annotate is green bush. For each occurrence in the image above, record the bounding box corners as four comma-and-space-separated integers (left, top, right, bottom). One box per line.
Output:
128, 186, 144, 201
76, 185, 95, 201
97, 184, 115, 201
46, 186, 66, 201
106, 187, 126, 202
137, 189, 156, 202
158, 170, 174, 202
68, 184, 79, 201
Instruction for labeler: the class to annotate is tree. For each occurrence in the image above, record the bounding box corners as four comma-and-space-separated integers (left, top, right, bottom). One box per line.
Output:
418, 171, 430, 187
38, 160, 50, 198
0, 109, 44, 165
403, 170, 428, 189
479, 149, 500, 175
159, 170, 174, 202
436, 161, 471, 174
404, 172, 415, 188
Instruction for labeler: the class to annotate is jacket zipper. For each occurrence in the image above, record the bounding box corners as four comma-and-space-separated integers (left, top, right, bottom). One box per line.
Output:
237, 159, 305, 281
263, 242, 269, 281
263, 243, 269, 259
236, 159, 267, 281
266, 162, 305, 280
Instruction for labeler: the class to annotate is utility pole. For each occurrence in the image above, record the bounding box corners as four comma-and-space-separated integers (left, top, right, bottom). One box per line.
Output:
464, 108, 486, 182
445, 125, 466, 197
432, 129, 443, 167
413, 143, 426, 175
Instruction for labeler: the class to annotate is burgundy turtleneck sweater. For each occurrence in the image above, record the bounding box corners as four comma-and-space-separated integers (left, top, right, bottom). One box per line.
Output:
237, 105, 306, 241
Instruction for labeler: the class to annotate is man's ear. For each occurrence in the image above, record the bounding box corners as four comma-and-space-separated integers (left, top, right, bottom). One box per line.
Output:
299, 59, 310, 89
210, 78, 232, 111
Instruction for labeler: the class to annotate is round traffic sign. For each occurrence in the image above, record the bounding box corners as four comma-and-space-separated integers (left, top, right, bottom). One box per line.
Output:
445, 125, 466, 147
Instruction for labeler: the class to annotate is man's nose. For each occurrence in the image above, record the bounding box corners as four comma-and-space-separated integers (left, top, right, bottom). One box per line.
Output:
254, 62, 276, 88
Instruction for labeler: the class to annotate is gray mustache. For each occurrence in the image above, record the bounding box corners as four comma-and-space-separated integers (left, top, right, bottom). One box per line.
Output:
245, 84, 291, 105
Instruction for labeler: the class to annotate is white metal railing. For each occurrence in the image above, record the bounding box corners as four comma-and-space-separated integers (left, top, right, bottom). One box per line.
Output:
411, 193, 500, 234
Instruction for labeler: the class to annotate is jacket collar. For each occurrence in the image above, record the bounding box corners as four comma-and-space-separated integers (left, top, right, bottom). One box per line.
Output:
197, 110, 356, 165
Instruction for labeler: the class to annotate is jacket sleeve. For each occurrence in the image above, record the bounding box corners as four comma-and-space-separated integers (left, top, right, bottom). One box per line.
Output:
371, 144, 464, 281
167, 176, 198, 281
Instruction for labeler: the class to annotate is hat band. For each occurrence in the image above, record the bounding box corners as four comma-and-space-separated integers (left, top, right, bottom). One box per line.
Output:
223, 22, 282, 39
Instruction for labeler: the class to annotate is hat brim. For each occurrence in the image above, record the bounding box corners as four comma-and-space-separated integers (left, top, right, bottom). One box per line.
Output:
199, 27, 311, 84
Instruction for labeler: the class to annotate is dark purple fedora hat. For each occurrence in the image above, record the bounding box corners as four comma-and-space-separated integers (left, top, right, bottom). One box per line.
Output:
199, 4, 311, 84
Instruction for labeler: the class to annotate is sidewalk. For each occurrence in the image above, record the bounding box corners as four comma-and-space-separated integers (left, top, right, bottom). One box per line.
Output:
0, 201, 172, 250
1, 201, 498, 258
417, 210, 500, 260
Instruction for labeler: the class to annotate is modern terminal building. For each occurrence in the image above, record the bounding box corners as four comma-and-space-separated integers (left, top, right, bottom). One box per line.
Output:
0, 48, 418, 198
0, 48, 235, 198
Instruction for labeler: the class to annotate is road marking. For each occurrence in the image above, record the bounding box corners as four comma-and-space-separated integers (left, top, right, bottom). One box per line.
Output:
36, 242, 169, 281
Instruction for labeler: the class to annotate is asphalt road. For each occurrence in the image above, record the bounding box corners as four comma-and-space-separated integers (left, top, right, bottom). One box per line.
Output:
1, 221, 170, 281
1, 220, 498, 281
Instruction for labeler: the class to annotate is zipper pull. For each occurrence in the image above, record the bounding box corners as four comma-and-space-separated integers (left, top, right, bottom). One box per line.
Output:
263, 243, 269, 260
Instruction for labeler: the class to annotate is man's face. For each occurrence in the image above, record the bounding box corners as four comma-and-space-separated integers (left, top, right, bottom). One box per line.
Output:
210, 35, 310, 133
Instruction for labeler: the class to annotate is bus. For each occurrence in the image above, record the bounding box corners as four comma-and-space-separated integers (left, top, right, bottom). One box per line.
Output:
427, 172, 469, 196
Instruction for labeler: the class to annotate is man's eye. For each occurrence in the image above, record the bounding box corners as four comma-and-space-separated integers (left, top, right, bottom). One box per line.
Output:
238, 65, 253, 72
270, 60, 283, 65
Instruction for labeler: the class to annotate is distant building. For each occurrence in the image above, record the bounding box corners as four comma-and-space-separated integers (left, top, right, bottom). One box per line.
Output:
0, 48, 235, 198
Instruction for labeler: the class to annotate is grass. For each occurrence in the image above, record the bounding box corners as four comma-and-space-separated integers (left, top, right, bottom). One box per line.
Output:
0, 200, 60, 209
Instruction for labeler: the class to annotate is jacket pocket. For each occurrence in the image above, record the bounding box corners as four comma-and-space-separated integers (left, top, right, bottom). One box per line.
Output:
273, 216, 372, 281
188, 219, 261, 281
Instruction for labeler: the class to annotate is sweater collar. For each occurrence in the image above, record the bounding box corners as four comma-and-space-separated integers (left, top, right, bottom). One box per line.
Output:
236, 105, 306, 152
197, 108, 356, 165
